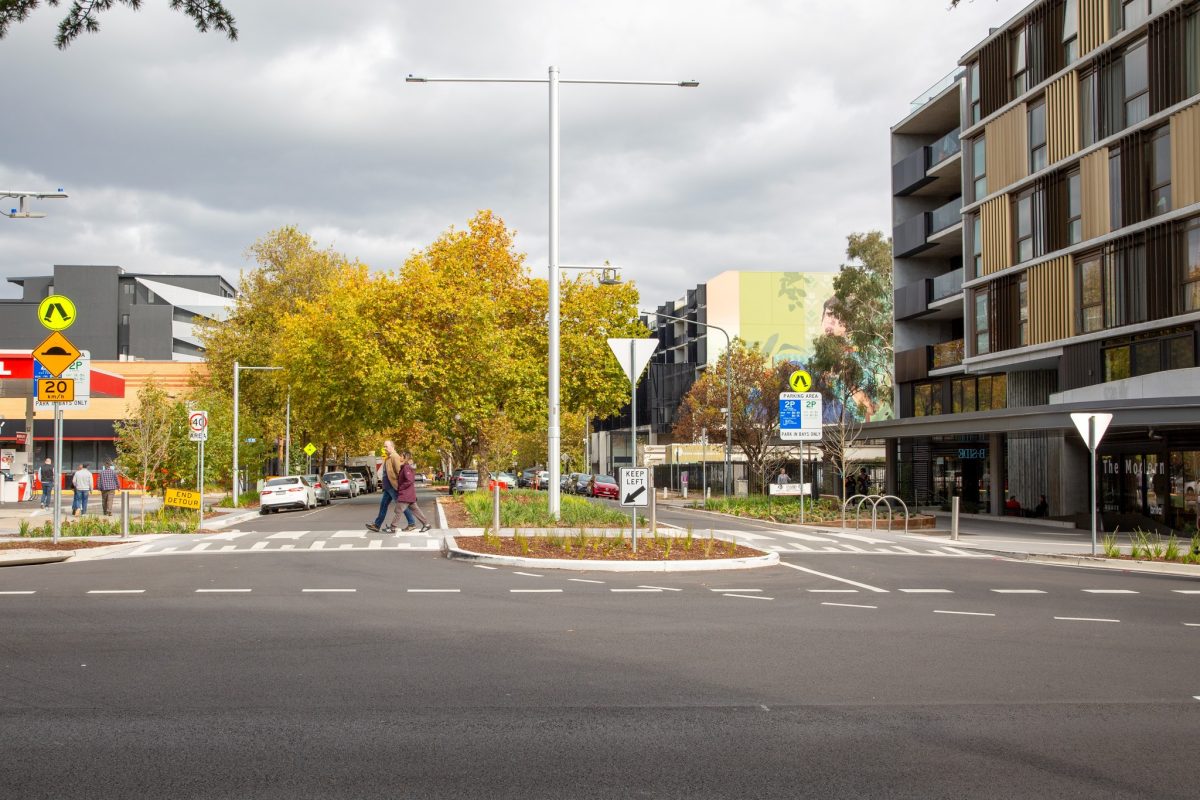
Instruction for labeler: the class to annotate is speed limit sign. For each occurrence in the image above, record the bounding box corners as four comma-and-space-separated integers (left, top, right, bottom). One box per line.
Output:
188, 410, 209, 442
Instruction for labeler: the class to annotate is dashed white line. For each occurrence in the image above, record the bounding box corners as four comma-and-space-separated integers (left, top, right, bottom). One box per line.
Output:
808, 589, 859, 593
513, 572, 543, 578
309, 541, 326, 550
638, 585, 682, 591
992, 589, 1046, 594
1083, 589, 1138, 594
710, 588, 761, 593
195, 589, 252, 593
473, 564, 498, 570
612, 588, 662, 593
934, 610, 996, 617
250, 542, 269, 551
568, 578, 605, 584
87, 590, 145, 594
821, 602, 877, 609
407, 589, 461, 593
1055, 616, 1120, 623
510, 589, 562, 593
191, 543, 212, 552
900, 589, 954, 594
1183, 623, 1200, 627
0, 591, 36, 595
301, 588, 356, 593
724, 593, 773, 600
778, 561, 889, 593
1172, 590, 1200, 594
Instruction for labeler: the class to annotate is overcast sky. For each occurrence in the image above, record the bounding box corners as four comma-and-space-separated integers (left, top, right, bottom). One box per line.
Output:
0, 0, 1030, 306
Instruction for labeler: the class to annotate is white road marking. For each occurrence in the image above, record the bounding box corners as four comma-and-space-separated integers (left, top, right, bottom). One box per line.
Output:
267, 531, 307, 539
1172, 590, 1200, 594
338, 544, 354, 550
992, 589, 1046, 594
638, 585, 682, 591
191, 543, 211, 552
1083, 589, 1138, 594
568, 578, 604, 583
407, 589, 460, 593
1183, 623, 1200, 627
195, 589, 252, 593
250, 542, 269, 551
709, 588, 761, 593
769, 531, 836, 543
838, 544, 869, 553
808, 589, 858, 593
612, 588, 662, 593
510, 589, 562, 593
368, 540, 382, 550
309, 541, 325, 550
130, 544, 154, 555
513, 571, 543, 578
900, 589, 954, 594
778, 561, 889, 593
220, 545, 237, 551
473, 564, 499, 570
202, 530, 253, 540
332, 530, 367, 538
0, 591, 36, 595
888, 546, 921, 555
1054, 616, 1119, 623
830, 531, 892, 545
87, 590, 145, 594
790, 544, 815, 552
934, 610, 996, 617
302, 588, 356, 593
724, 593, 773, 600
280, 544, 295, 550
821, 602, 877, 609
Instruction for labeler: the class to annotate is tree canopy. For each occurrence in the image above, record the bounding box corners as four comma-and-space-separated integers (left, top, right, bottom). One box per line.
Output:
0, 0, 237, 49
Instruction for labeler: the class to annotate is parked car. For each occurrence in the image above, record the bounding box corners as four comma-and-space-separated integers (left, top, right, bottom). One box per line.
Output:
571, 473, 591, 495
259, 475, 317, 514
590, 474, 619, 500
322, 471, 357, 498
561, 472, 586, 493
349, 473, 368, 495
345, 466, 375, 493
451, 469, 480, 495
490, 472, 519, 490
533, 470, 550, 489
519, 467, 542, 488
302, 474, 332, 506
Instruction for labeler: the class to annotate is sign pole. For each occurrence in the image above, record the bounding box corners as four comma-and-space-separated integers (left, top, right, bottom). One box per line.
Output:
1089, 416, 1097, 557
630, 339, 637, 551
52, 403, 62, 543
800, 447, 805, 525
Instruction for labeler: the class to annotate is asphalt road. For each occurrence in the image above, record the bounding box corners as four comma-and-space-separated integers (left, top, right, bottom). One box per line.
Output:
2, 545, 1198, 799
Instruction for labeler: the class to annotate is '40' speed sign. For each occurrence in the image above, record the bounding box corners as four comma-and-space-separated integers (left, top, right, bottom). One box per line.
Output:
188, 410, 209, 442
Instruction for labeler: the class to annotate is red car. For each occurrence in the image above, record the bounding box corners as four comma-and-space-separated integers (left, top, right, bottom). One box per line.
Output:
590, 475, 619, 499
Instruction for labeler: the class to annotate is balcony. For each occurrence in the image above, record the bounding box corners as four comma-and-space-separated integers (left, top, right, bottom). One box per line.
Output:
932, 339, 965, 370
931, 268, 964, 301
893, 213, 932, 259
928, 127, 961, 168
895, 345, 932, 383
892, 148, 931, 196
894, 279, 933, 321
929, 196, 963, 235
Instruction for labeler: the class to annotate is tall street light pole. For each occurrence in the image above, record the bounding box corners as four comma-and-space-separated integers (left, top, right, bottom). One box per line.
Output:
231, 362, 283, 508
644, 311, 733, 496
408, 68, 698, 519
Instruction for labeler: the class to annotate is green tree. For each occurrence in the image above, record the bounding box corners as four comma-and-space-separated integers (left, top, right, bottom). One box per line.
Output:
0, 0, 237, 49
113, 378, 175, 522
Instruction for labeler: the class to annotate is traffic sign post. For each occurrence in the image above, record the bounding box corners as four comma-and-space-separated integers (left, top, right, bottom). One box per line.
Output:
1070, 412, 1113, 556
189, 411, 209, 532
619, 467, 650, 551
37, 294, 77, 331
607, 337, 659, 550
33, 295, 78, 544
788, 369, 813, 393
779, 392, 823, 441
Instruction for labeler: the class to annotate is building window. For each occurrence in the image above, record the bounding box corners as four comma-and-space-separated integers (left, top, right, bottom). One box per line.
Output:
914, 382, 943, 417
1011, 27, 1028, 96
971, 136, 987, 200
120, 314, 129, 326
975, 290, 990, 355
1150, 125, 1171, 216
1187, 219, 1200, 311
1079, 252, 1104, 332
1124, 40, 1150, 126
1019, 273, 1030, 347
1028, 98, 1047, 172
969, 61, 981, 125
145, 290, 155, 304
122, 283, 134, 295
1064, 0, 1080, 64
1123, 0, 1149, 29
1067, 170, 1082, 244
1103, 327, 1197, 382
1015, 189, 1035, 263
978, 374, 1007, 410
971, 213, 983, 278
1109, 147, 1123, 231
1080, 69, 1097, 147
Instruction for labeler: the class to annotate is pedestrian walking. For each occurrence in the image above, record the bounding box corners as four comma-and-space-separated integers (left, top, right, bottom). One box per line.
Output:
72, 463, 93, 516
38, 457, 54, 510
388, 450, 431, 533
776, 467, 790, 485
97, 460, 120, 516
855, 467, 871, 497
366, 441, 414, 532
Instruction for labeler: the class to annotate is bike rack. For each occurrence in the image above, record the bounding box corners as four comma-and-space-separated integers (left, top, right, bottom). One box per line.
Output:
841, 493, 911, 534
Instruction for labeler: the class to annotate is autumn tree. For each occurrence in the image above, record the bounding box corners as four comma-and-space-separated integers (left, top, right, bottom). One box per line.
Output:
0, 0, 237, 49
113, 379, 175, 522
672, 339, 801, 494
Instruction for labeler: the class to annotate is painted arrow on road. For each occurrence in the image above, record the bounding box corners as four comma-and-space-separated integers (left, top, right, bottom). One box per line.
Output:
623, 486, 646, 504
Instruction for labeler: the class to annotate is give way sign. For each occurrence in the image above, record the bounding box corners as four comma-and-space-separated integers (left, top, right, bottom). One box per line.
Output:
189, 410, 209, 442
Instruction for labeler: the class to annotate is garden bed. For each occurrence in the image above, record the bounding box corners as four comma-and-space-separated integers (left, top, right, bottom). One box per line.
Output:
449, 489, 638, 529
0, 540, 124, 551
455, 531, 764, 561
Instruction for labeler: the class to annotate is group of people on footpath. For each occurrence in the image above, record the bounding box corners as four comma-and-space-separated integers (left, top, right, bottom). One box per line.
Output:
37, 457, 121, 517
365, 440, 431, 534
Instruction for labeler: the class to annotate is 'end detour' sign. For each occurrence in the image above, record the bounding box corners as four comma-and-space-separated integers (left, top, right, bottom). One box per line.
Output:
164, 488, 202, 510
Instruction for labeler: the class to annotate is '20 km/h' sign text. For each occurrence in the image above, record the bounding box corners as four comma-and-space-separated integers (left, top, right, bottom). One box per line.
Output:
36, 378, 74, 402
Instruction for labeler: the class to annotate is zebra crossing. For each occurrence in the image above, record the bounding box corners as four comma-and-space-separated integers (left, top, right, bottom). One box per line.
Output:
122, 529, 443, 557
713, 527, 988, 558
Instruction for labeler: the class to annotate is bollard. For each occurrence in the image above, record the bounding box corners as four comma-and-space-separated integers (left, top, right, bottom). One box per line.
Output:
492, 482, 501, 534
951, 496, 960, 542
649, 486, 657, 538
121, 490, 131, 539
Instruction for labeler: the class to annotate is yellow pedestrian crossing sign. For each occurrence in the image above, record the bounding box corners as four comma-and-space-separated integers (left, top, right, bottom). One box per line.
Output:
789, 369, 813, 392
37, 294, 76, 331
303, 443, 316, 457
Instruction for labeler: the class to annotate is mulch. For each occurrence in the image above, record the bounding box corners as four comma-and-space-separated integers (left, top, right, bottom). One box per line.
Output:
438, 497, 474, 528
454, 535, 764, 561
0, 540, 125, 552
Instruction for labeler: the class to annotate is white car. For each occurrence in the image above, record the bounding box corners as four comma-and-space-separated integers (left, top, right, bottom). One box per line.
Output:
322, 471, 358, 498
350, 474, 368, 494
259, 476, 318, 514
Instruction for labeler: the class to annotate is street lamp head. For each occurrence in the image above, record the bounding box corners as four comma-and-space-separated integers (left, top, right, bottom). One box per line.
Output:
679, 81, 700, 87
599, 267, 622, 286
406, 75, 426, 82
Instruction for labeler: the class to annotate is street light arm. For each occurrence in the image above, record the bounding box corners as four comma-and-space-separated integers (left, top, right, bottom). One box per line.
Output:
407, 75, 698, 88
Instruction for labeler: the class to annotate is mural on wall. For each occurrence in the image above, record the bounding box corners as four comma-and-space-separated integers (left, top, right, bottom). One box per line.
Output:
740, 271, 836, 365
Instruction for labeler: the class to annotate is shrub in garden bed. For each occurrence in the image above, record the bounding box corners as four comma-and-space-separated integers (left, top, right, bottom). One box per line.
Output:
19, 507, 200, 537
459, 489, 634, 528
694, 495, 843, 523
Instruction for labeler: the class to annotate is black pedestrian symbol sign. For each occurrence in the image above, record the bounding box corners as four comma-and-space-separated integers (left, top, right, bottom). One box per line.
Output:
789, 369, 812, 392
37, 294, 77, 332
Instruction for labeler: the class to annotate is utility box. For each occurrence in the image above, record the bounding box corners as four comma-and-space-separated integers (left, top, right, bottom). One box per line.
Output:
735, 479, 749, 497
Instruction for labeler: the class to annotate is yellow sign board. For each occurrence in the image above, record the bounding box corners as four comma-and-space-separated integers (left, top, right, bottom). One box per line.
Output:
303, 443, 316, 457
34, 331, 82, 377
164, 488, 202, 510
789, 369, 813, 392
37, 294, 77, 331
36, 378, 75, 402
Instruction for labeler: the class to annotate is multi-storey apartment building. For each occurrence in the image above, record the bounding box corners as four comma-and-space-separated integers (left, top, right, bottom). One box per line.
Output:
880, 0, 1200, 534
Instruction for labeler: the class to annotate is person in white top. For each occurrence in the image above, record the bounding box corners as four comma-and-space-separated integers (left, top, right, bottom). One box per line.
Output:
71, 463, 94, 516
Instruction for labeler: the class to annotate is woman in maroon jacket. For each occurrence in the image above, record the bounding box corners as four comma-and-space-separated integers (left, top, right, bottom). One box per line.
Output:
388, 450, 431, 533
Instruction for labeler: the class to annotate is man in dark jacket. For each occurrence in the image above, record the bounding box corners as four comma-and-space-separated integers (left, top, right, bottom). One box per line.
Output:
39, 458, 54, 510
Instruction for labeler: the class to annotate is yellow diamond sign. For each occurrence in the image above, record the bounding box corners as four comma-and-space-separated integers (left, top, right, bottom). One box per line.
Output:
34, 331, 81, 377
303, 443, 316, 457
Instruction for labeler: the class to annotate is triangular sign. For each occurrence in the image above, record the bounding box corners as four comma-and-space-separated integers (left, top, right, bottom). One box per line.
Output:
607, 338, 658, 384
1070, 412, 1113, 450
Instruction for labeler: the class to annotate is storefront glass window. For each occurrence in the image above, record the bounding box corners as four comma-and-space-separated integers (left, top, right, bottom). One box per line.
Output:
1105, 346, 1131, 381
1170, 451, 1200, 533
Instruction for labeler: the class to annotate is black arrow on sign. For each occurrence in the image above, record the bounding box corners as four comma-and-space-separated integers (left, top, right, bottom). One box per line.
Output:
623, 485, 646, 504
